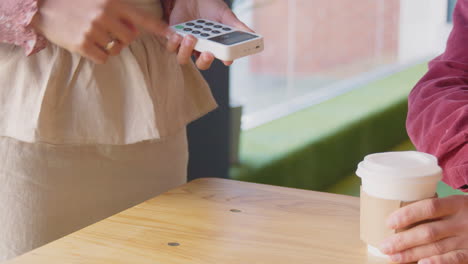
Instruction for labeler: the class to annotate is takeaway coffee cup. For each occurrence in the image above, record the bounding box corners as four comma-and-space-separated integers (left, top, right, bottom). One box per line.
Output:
356, 151, 442, 258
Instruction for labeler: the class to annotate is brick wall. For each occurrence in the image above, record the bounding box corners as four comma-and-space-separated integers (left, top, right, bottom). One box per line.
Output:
250, 0, 400, 76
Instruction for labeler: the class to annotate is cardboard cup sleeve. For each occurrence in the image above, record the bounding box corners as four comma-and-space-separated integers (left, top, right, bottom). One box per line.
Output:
360, 188, 438, 248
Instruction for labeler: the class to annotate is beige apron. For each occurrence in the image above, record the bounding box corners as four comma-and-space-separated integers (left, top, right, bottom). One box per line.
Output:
0, 0, 216, 261
0, 129, 188, 261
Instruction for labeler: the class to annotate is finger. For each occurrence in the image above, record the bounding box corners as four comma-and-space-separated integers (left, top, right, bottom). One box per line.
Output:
221, 9, 255, 33
418, 249, 468, 264
387, 236, 462, 263
222, 60, 233, 66
166, 33, 183, 53
116, 2, 173, 37
177, 35, 197, 65
193, 51, 201, 60
195, 52, 215, 70
90, 26, 124, 56
387, 196, 464, 230
120, 18, 139, 34
102, 16, 137, 45
89, 26, 114, 49
80, 43, 109, 64
381, 219, 455, 255
107, 41, 124, 56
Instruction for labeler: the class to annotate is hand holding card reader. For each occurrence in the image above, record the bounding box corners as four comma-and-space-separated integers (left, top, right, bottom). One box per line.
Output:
172, 19, 264, 61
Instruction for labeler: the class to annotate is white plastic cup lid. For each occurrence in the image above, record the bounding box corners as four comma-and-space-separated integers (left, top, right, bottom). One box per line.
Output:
356, 151, 442, 184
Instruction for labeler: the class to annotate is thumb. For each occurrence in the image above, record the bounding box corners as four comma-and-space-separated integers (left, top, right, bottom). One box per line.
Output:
221, 9, 255, 33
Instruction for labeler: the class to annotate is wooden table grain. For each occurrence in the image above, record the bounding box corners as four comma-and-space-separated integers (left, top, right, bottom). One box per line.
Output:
7, 178, 388, 264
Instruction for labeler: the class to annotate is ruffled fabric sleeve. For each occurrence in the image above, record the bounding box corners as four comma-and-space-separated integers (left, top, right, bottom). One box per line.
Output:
0, 0, 47, 55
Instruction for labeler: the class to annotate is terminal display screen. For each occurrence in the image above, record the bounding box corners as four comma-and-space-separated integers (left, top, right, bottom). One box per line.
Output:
209, 31, 258, 45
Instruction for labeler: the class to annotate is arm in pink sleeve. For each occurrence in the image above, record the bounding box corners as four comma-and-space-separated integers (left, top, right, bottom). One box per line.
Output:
407, 1, 468, 191
0, 0, 47, 55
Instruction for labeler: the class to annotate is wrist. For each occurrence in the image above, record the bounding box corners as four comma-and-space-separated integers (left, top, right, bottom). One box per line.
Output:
162, 0, 176, 21
29, 10, 42, 34
29, 0, 48, 34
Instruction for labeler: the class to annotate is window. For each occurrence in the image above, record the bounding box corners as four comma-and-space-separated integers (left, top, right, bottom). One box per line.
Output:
230, 0, 452, 129
448, 0, 457, 23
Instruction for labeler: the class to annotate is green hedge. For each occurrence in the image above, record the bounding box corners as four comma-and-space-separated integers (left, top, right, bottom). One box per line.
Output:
231, 64, 428, 191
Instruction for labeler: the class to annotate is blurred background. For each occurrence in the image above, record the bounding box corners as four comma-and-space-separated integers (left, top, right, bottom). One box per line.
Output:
190, 0, 464, 197
231, 0, 452, 127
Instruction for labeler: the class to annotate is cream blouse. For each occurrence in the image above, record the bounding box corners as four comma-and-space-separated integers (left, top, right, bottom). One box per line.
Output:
0, 0, 217, 145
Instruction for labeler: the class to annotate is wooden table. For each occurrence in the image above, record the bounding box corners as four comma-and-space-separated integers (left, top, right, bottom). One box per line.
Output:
8, 178, 388, 264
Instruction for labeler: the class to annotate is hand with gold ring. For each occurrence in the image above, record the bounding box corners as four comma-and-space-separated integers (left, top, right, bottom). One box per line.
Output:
31, 0, 174, 64
103, 38, 122, 56
104, 39, 116, 52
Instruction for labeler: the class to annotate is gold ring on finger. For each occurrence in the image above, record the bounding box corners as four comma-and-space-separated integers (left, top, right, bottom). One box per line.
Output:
105, 40, 117, 51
